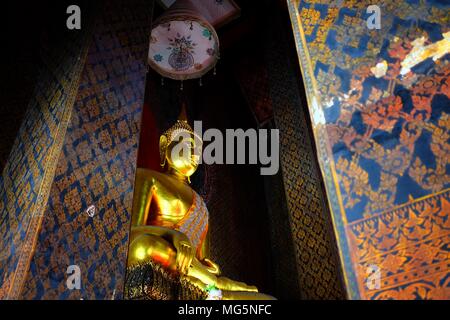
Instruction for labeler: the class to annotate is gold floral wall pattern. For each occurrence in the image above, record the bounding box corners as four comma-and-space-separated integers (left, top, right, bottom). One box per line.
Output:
288, 0, 449, 299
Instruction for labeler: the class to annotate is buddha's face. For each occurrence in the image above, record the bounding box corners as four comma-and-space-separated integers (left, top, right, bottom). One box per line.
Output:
164, 131, 202, 178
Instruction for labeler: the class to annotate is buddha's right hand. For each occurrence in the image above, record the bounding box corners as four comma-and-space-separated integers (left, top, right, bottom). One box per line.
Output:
174, 238, 195, 275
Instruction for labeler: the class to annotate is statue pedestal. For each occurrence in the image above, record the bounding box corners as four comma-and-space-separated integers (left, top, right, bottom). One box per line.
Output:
125, 261, 207, 300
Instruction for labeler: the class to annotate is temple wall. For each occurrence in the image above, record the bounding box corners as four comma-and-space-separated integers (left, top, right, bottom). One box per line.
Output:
288, 0, 450, 299
0, 0, 150, 299
264, 0, 346, 299
19, 0, 151, 299
0, 2, 94, 299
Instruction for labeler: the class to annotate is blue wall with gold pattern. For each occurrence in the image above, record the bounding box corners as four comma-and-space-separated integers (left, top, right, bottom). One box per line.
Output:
0, 2, 93, 298
288, 0, 449, 299
0, 0, 151, 299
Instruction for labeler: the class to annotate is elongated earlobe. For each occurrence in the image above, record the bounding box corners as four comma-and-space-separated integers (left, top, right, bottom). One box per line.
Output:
159, 135, 168, 168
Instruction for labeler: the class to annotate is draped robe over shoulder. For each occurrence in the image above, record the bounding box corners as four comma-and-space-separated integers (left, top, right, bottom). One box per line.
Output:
172, 189, 209, 255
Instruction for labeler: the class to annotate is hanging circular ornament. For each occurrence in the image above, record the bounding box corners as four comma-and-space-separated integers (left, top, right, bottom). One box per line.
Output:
148, 3, 220, 81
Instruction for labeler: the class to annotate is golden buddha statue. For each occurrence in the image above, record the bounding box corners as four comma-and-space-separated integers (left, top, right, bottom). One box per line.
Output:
127, 115, 274, 300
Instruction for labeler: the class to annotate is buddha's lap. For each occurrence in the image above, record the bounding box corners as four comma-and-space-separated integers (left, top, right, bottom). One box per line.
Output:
128, 232, 177, 269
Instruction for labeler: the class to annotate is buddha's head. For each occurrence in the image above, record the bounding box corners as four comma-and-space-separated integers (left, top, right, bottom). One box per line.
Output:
159, 120, 202, 179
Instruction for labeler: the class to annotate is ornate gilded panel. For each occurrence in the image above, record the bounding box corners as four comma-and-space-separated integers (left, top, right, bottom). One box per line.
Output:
288, 0, 449, 299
